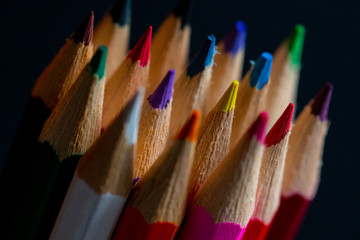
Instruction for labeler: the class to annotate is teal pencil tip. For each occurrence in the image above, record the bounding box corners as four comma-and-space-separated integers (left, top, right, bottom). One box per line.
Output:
90, 46, 107, 79
287, 24, 306, 65
250, 52, 272, 90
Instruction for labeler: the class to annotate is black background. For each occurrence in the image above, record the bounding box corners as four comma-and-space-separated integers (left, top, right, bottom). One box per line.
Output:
0, 0, 359, 239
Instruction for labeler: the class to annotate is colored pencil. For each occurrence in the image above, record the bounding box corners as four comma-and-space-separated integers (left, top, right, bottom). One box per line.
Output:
1, 12, 94, 238
206, 20, 246, 114
102, 26, 152, 129
135, 70, 175, 180
93, 0, 131, 79
266, 25, 305, 127
188, 80, 239, 204
177, 112, 268, 240
169, 35, 216, 137
230, 52, 272, 149
50, 88, 143, 240
265, 83, 332, 240
11, 46, 107, 240
242, 103, 294, 240
112, 111, 201, 240
148, 0, 192, 93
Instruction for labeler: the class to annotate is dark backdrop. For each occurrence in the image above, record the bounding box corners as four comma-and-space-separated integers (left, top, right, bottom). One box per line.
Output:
0, 0, 359, 239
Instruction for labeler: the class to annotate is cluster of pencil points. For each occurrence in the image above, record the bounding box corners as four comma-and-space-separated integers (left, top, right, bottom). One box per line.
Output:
0, 0, 333, 240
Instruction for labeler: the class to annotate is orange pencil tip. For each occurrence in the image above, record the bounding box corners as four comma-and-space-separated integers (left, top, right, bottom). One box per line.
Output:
176, 110, 201, 142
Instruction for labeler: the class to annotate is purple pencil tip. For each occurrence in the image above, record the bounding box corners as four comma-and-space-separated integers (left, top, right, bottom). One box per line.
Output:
311, 83, 333, 121
222, 20, 247, 56
148, 70, 175, 109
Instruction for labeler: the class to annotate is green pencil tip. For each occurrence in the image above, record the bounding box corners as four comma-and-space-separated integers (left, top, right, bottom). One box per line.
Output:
287, 24, 306, 66
90, 46, 107, 79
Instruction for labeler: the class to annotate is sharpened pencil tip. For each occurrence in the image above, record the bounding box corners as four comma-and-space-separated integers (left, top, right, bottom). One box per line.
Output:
127, 26, 152, 66
287, 24, 306, 65
214, 80, 239, 113
73, 11, 94, 45
250, 52, 272, 90
110, 0, 131, 26
265, 103, 294, 146
311, 83, 333, 121
187, 35, 216, 77
90, 46, 107, 79
172, 0, 192, 28
176, 110, 201, 142
223, 20, 247, 55
123, 88, 144, 144
148, 70, 175, 109
247, 112, 268, 144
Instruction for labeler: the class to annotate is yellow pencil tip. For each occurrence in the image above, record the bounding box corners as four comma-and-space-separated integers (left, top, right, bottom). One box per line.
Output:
214, 80, 239, 113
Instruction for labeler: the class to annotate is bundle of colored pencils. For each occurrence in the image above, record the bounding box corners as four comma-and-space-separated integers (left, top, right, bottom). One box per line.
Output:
1, 0, 333, 239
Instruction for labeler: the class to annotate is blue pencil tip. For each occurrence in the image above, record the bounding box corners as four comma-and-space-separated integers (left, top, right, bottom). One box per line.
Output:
250, 52, 273, 90
148, 70, 175, 109
223, 20, 247, 55
187, 35, 216, 77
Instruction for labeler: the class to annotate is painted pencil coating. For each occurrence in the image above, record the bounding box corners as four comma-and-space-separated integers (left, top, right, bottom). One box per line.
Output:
265, 195, 310, 240
242, 219, 269, 240
113, 207, 179, 240
50, 175, 126, 240
179, 205, 246, 240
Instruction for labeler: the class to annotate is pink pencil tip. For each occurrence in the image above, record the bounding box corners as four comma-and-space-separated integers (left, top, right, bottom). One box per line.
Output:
247, 112, 268, 144
127, 26, 152, 66
265, 103, 294, 147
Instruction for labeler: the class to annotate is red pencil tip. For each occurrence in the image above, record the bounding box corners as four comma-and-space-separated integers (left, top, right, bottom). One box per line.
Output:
176, 110, 201, 142
247, 112, 268, 144
73, 11, 94, 45
127, 26, 152, 66
311, 83, 333, 121
265, 103, 294, 147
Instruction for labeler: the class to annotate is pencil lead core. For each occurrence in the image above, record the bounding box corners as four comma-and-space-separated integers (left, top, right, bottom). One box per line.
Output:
214, 80, 239, 113
127, 26, 152, 66
247, 112, 268, 144
110, 0, 131, 26
148, 70, 175, 109
122, 88, 144, 144
187, 35, 216, 77
90, 46, 108, 79
223, 20, 247, 56
176, 110, 201, 142
73, 11, 94, 45
265, 103, 294, 147
287, 24, 306, 65
250, 52, 272, 90
311, 83, 333, 121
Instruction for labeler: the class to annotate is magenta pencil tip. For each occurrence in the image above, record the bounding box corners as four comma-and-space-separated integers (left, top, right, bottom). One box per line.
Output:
247, 112, 268, 144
